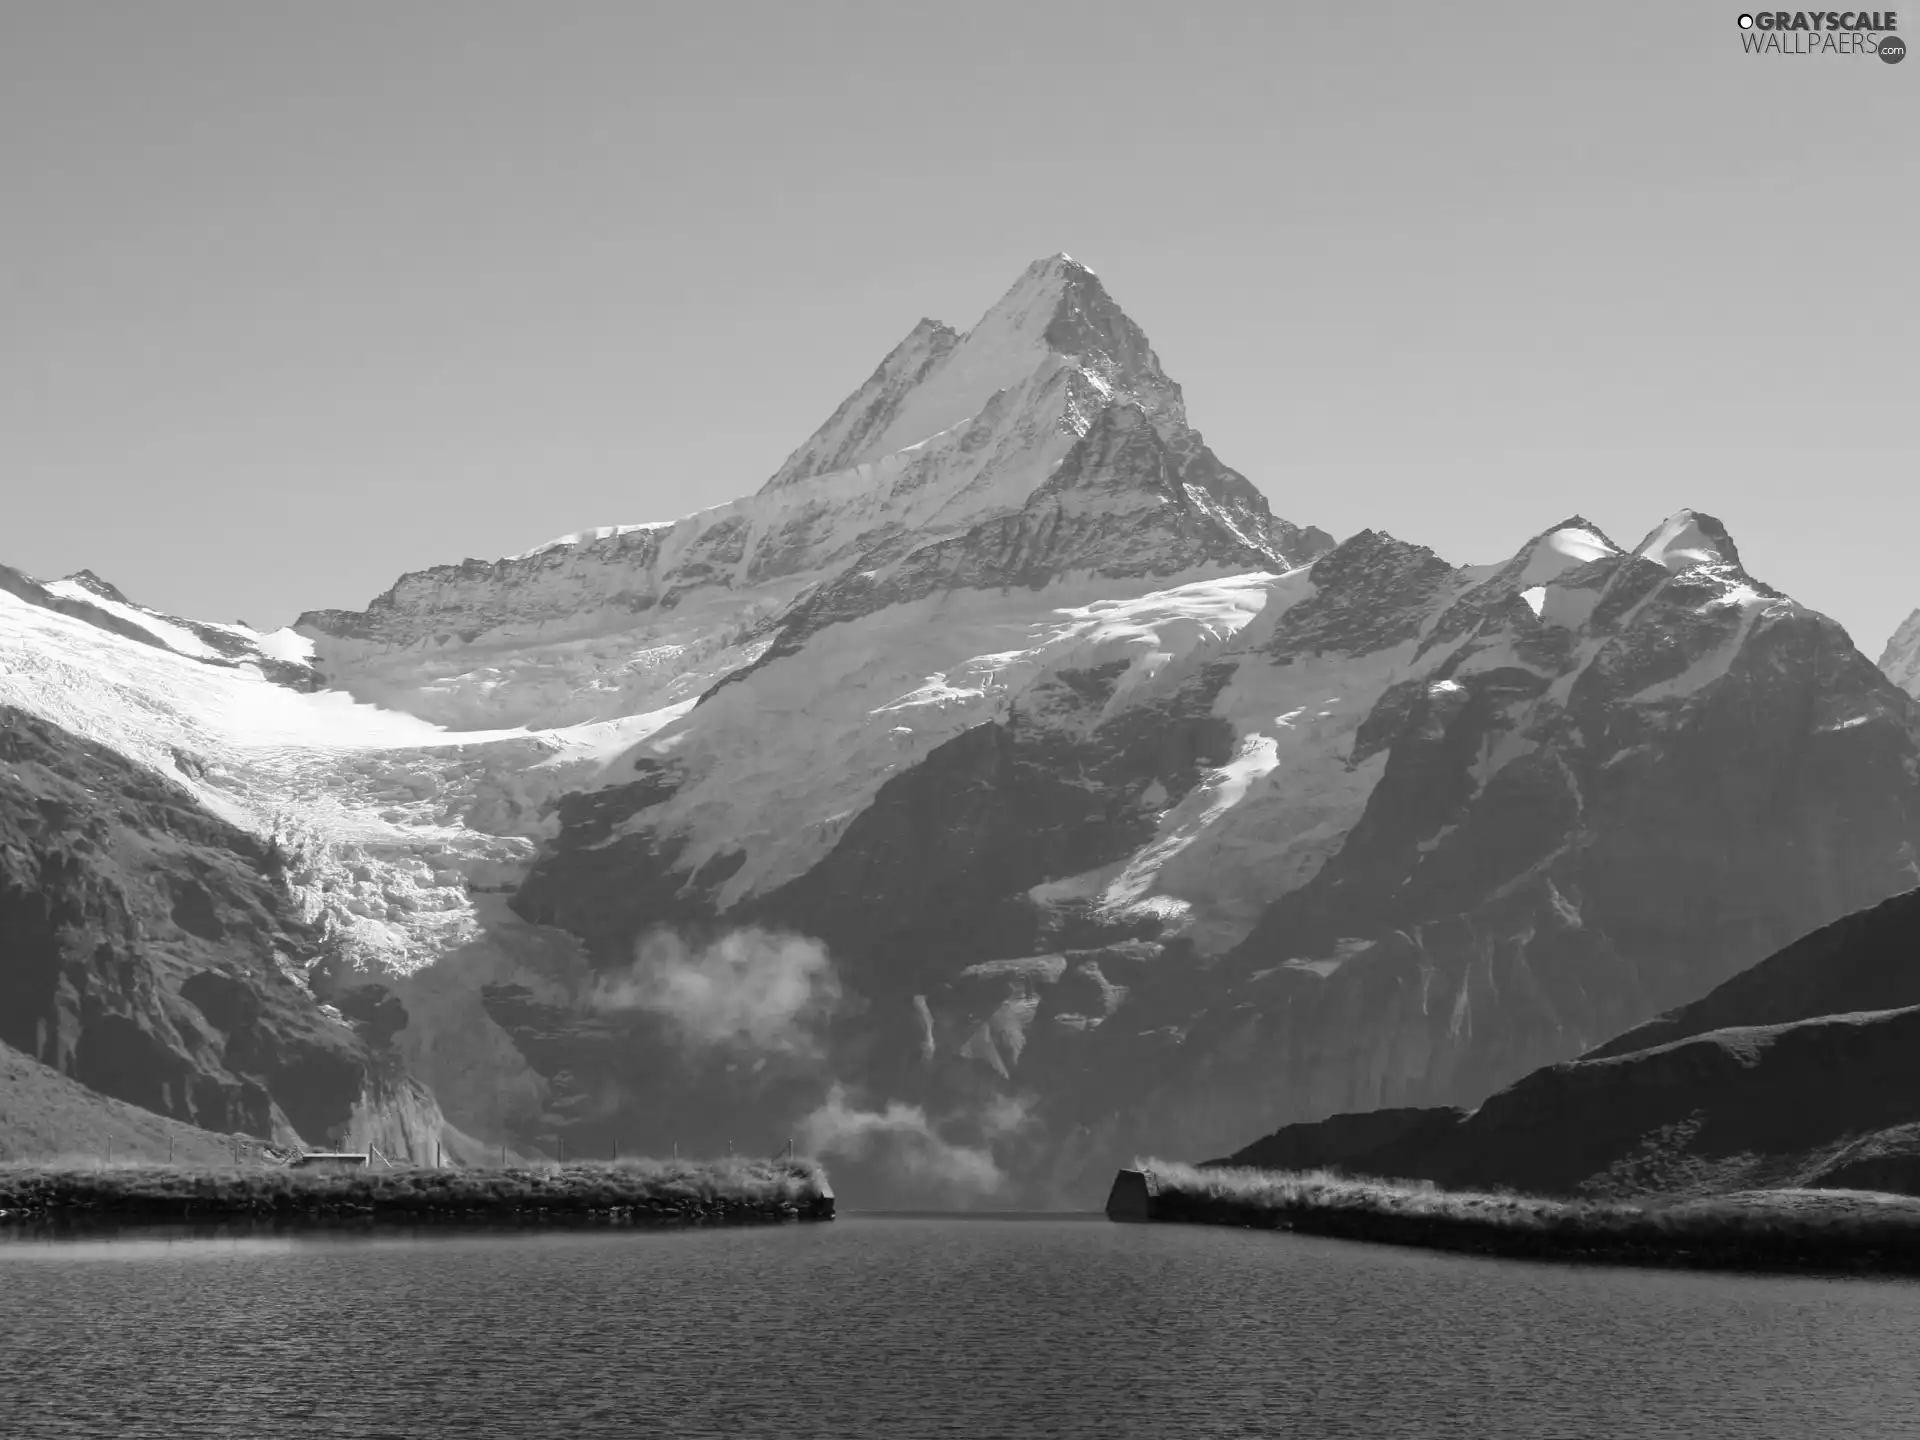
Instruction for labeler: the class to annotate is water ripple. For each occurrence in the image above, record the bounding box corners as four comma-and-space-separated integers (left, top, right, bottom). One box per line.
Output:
4, 1217, 1919, 1437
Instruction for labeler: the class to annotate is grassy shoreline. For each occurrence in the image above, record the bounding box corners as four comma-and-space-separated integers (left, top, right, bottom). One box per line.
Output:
0, 1156, 834, 1228
1117, 1162, 1920, 1273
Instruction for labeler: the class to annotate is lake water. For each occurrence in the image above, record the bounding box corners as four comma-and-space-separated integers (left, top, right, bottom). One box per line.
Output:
4, 1215, 1920, 1437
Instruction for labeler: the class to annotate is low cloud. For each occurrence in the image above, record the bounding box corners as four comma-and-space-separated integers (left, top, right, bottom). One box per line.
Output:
978, 1092, 1034, 1141
798, 1084, 1035, 1200
591, 927, 841, 1057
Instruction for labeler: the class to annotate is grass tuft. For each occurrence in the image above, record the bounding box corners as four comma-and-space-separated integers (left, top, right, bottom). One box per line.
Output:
1134, 1160, 1920, 1272
0, 1155, 832, 1226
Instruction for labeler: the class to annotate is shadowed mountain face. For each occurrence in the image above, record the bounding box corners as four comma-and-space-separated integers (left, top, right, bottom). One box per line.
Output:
1219, 886, 1920, 1200
8, 257, 1920, 1205
0, 705, 445, 1156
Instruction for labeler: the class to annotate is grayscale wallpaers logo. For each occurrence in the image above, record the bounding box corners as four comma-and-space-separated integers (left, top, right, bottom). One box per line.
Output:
1737, 10, 1905, 58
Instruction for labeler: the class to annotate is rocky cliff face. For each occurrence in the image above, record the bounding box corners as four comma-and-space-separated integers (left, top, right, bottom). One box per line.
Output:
0, 704, 449, 1157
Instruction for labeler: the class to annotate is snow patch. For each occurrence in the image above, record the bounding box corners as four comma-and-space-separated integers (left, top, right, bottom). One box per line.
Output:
251, 627, 318, 665
1517, 527, 1617, 587
43, 578, 221, 659
1538, 582, 1602, 631
1637, 512, 1728, 573
1097, 733, 1282, 911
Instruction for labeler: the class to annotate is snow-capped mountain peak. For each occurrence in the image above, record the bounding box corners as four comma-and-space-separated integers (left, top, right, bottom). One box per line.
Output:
296, 257, 1330, 729
764, 253, 1183, 495
1516, 517, 1621, 586
1633, 509, 1744, 573
58, 568, 138, 606
0, 559, 321, 687
761, 316, 964, 490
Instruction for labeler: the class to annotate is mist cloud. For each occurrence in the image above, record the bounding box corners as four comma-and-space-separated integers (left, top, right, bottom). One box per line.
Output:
798, 1084, 1034, 1200
592, 927, 841, 1056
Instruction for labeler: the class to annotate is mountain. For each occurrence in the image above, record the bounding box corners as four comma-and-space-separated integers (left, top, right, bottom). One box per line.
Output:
510, 486, 1920, 1201
1, 560, 322, 690
1879, 609, 1920, 699
0, 702, 447, 1159
1217, 886, 1920, 1199
493, 485, 1920, 1196
1061, 510, 1920, 1178
0, 548, 622, 1156
292, 255, 1332, 732
7, 256, 1918, 1205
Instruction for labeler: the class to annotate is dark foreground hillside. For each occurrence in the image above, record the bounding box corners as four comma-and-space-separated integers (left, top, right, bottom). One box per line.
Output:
1219, 888, 1920, 1199
0, 1038, 279, 1165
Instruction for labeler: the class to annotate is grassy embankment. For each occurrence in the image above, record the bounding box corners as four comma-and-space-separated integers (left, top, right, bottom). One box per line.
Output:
1129, 1161, 1920, 1272
0, 1156, 833, 1227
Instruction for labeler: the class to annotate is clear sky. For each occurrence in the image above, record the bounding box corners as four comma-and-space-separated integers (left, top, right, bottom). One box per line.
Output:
3, 1, 1914, 651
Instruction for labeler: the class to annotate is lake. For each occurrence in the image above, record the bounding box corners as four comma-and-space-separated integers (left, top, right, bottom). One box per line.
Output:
4, 1215, 1919, 1437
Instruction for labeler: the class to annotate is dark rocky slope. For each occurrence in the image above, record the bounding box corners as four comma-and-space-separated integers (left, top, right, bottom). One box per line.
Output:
1219, 886, 1920, 1198
0, 705, 444, 1156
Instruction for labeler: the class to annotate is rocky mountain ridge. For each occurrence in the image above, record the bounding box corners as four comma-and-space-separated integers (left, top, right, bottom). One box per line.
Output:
2, 560, 322, 691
